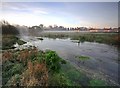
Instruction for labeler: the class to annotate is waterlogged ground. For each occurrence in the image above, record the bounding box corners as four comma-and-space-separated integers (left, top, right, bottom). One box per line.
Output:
18, 35, 119, 86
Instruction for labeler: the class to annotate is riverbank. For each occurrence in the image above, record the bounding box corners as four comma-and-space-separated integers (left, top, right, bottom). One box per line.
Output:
2, 27, 119, 86
22, 36, 119, 85
2, 47, 108, 87
39, 31, 119, 46
2, 35, 26, 50
2, 34, 109, 87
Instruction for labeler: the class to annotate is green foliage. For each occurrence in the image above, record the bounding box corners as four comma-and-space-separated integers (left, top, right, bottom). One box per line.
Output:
49, 73, 73, 86
3, 47, 109, 86
45, 50, 61, 73
36, 51, 45, 63
2, 35, 16, 50
40, 32, 118, 45
89, 79, 107, 87
2, 60, 14, 72
5, 74, 21, 86
60, 59, 67, 64
79, 36, 85, 42
2, 35, 26, 50
76, 55, 90, 61
9, 63, 24, 76
2, 61, 24, 85
60, 61, 89, 86
2, 60, 14, 85
2, 48, 71, 86
65, 69, 89, 86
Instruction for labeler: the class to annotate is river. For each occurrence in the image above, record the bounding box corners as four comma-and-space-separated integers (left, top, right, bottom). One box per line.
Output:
18, 35, 119, 86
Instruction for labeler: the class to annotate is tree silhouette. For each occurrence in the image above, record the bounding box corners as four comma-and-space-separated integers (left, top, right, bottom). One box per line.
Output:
1, 20, 19, 35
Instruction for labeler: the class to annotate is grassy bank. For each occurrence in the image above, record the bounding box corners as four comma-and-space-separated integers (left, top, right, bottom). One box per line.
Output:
2, 33, 108, 87
2, 48, 72, 86
1, 33, 108, 87
2, 47, 107, 87
2, 35, 26, 50
39, 32, 119, 46
2, 21, 26, 50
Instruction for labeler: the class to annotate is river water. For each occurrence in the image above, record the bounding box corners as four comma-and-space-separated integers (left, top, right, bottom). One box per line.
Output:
19, 35, 119, 86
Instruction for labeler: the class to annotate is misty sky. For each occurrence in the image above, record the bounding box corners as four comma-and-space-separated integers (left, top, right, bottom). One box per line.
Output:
1, 2, 118, 28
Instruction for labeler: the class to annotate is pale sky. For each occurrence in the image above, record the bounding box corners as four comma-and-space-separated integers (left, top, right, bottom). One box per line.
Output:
1, 2, 118, 28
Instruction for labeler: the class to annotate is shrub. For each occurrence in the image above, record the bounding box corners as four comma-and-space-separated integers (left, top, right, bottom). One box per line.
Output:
45, 50, 61, 73
2, 21, 19, 35
61, 59, 67, 64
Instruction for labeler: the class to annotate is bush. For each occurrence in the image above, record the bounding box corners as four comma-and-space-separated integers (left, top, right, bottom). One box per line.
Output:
2, 21, 19, 35
45, 50, 61, 73
61, 59, 67, 64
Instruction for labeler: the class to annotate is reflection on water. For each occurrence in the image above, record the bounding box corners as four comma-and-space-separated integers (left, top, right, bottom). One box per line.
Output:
20, 36, 119, 85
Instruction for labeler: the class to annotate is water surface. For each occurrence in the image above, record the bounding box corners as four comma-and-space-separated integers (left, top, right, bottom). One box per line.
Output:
20, 36, 119, 85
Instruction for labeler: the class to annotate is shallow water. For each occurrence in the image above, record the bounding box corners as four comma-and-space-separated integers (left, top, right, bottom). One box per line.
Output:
20, 36, 119, 85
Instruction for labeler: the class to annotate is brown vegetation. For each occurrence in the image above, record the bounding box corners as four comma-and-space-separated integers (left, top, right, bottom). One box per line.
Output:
2, 51, 13, 62
20, 61, 48, 86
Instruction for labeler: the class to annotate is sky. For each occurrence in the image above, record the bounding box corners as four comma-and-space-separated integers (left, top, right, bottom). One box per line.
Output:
0, 2, 118, 28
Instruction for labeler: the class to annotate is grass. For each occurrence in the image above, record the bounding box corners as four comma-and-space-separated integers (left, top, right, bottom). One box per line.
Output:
39, 32, 119, 46
2, 46, 110, 87
2, 61, 24, 85
76, 55, 90, 61
60, 61, 107, 87
89, 79, 107, 86
60, 61, 90, 86
2, 35, 26, 50
2, 47, 79, 86
48, 72, 74, 86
